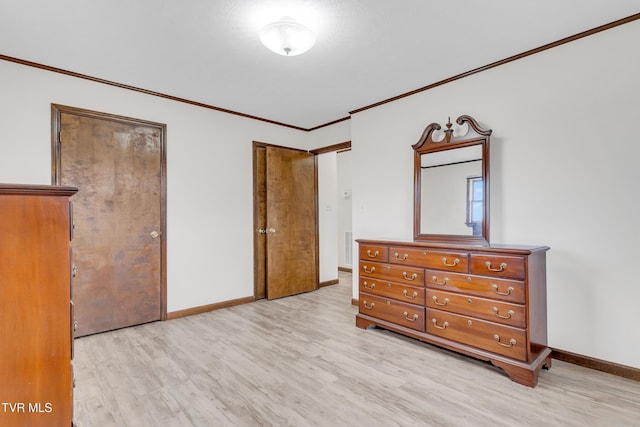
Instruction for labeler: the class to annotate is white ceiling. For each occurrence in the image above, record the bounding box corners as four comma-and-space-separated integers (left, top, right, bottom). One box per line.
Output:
1, 1, 638, 129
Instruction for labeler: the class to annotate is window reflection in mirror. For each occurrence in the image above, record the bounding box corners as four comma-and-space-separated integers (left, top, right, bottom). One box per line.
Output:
466, 176, 483, 236
420, 144, 482, 236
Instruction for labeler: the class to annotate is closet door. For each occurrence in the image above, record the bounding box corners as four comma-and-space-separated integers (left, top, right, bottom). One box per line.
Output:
52, 104, 167, 336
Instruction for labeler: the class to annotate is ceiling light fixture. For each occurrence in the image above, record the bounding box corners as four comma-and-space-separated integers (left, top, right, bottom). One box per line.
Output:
259, 17, 316, 56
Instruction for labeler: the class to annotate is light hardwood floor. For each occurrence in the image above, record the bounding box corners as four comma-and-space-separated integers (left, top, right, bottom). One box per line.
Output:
74, 272, 640, 426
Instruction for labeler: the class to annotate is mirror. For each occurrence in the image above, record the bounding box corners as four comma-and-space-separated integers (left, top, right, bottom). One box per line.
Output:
412, 115, 491, 245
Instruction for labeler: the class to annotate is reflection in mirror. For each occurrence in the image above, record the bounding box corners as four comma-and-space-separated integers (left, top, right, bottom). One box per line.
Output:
412, 115, 491, 245
466, 175, 483, 235
420, 145, 482, 236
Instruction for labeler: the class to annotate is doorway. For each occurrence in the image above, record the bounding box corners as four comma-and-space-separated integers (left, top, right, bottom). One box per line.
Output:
253, 142, 318, 300
312, 142, 352, 280
51, 104, 167, 336
336, 148, 353, 271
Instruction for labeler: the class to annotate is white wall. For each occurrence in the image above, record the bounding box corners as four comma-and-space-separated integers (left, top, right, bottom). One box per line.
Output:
317, 152, 338, 283
337, 150, 353, 268
351, 20, 640, 368
303, 120, 350, 150
0, 59, 345, 313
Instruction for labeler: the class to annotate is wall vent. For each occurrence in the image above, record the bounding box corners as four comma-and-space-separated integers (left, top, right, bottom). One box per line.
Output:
344, 231, 353, 266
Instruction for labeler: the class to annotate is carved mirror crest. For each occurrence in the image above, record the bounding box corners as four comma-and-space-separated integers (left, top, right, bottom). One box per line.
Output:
412, 115, 491, 245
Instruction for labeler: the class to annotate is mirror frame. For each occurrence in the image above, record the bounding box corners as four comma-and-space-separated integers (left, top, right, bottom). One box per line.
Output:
412, 115, 492, 245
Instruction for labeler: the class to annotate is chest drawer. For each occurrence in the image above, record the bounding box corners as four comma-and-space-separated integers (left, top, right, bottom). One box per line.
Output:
360, 261, 425, 285
359, 244, 389, 262
390, 247, 469, 272
426, 289, 526, 328
359, 277, 425, 305
359, 292, 425, 332
425, 269, 525, 304
470, 254, 525, 280
427, 308, 527, 361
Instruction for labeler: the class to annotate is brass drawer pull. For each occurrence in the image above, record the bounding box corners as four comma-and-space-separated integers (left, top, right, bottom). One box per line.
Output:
363, 281, 375, 290
363, 301, 375, 310
367, 250, 379, 258
431, 276, 449, 286
492, 307, 515, 319
403, 289, 418, 300
363, 266, 375, 274
492, 284, 514, 296
402, 272, 418, 281
394, 253, 408, 261
494, 334, 517, 348
403, 311, 419, 322
432, 296, 449, 306
431, 319, 449, 330
485, 261, 507, 272
442, 257, 460, 267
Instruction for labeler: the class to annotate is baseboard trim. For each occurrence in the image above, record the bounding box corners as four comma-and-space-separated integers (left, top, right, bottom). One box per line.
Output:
319, 279, 339, 288
167, 296, 256, 320
551, 348, 640, 382
338, 266, 353, 273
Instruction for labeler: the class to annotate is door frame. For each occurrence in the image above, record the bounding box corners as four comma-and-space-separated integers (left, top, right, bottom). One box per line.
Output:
50, 103, 168, 320
252, 141, 319, 299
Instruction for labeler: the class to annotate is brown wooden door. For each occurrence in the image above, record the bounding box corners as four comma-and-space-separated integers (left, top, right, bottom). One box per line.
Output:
254, 145, 268, 299
263, 145, 318, 299
52, 105, 166, 336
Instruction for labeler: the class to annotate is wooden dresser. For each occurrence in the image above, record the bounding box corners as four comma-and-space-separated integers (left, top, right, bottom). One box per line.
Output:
356, 238, 551, 387
0, 184, 78, 426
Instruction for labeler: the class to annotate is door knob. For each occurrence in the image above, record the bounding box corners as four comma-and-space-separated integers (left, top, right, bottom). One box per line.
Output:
257, 228, 276, 234
150, 231, 159, 239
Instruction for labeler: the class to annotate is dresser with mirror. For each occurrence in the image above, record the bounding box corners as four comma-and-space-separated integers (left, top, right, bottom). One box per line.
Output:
356, 115, 551, 387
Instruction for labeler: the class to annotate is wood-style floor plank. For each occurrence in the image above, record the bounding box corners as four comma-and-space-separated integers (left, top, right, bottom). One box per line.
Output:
74, 273, 640, 426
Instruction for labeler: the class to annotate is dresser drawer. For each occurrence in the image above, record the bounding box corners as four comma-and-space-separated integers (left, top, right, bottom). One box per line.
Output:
360, 261, 425, 285
359, 277, 425, 305
426, 308, 527, 361
359, 244, 389, 262
470, 254, 525, 280
426, 289, 526, 328
389, 247, 469, 272
425, 269, 525, 304
359, 292, 425, 331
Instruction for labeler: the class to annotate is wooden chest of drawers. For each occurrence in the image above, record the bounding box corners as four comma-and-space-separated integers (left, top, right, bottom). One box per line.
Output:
0, 184, 78, 426
356, 239, 551, 387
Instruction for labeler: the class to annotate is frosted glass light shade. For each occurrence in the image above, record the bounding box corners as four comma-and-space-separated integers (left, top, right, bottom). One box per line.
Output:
259, 19, 316, 56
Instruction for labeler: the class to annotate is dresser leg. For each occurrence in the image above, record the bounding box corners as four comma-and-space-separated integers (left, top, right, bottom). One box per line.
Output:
491, 349, 552, 387
491, 360, 537, 387
355, 314, 378, 329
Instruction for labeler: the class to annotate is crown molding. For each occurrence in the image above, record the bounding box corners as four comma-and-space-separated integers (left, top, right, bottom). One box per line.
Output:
349, 12, 640, 116
3, 12, 638, 131
0, 53, 309, 131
